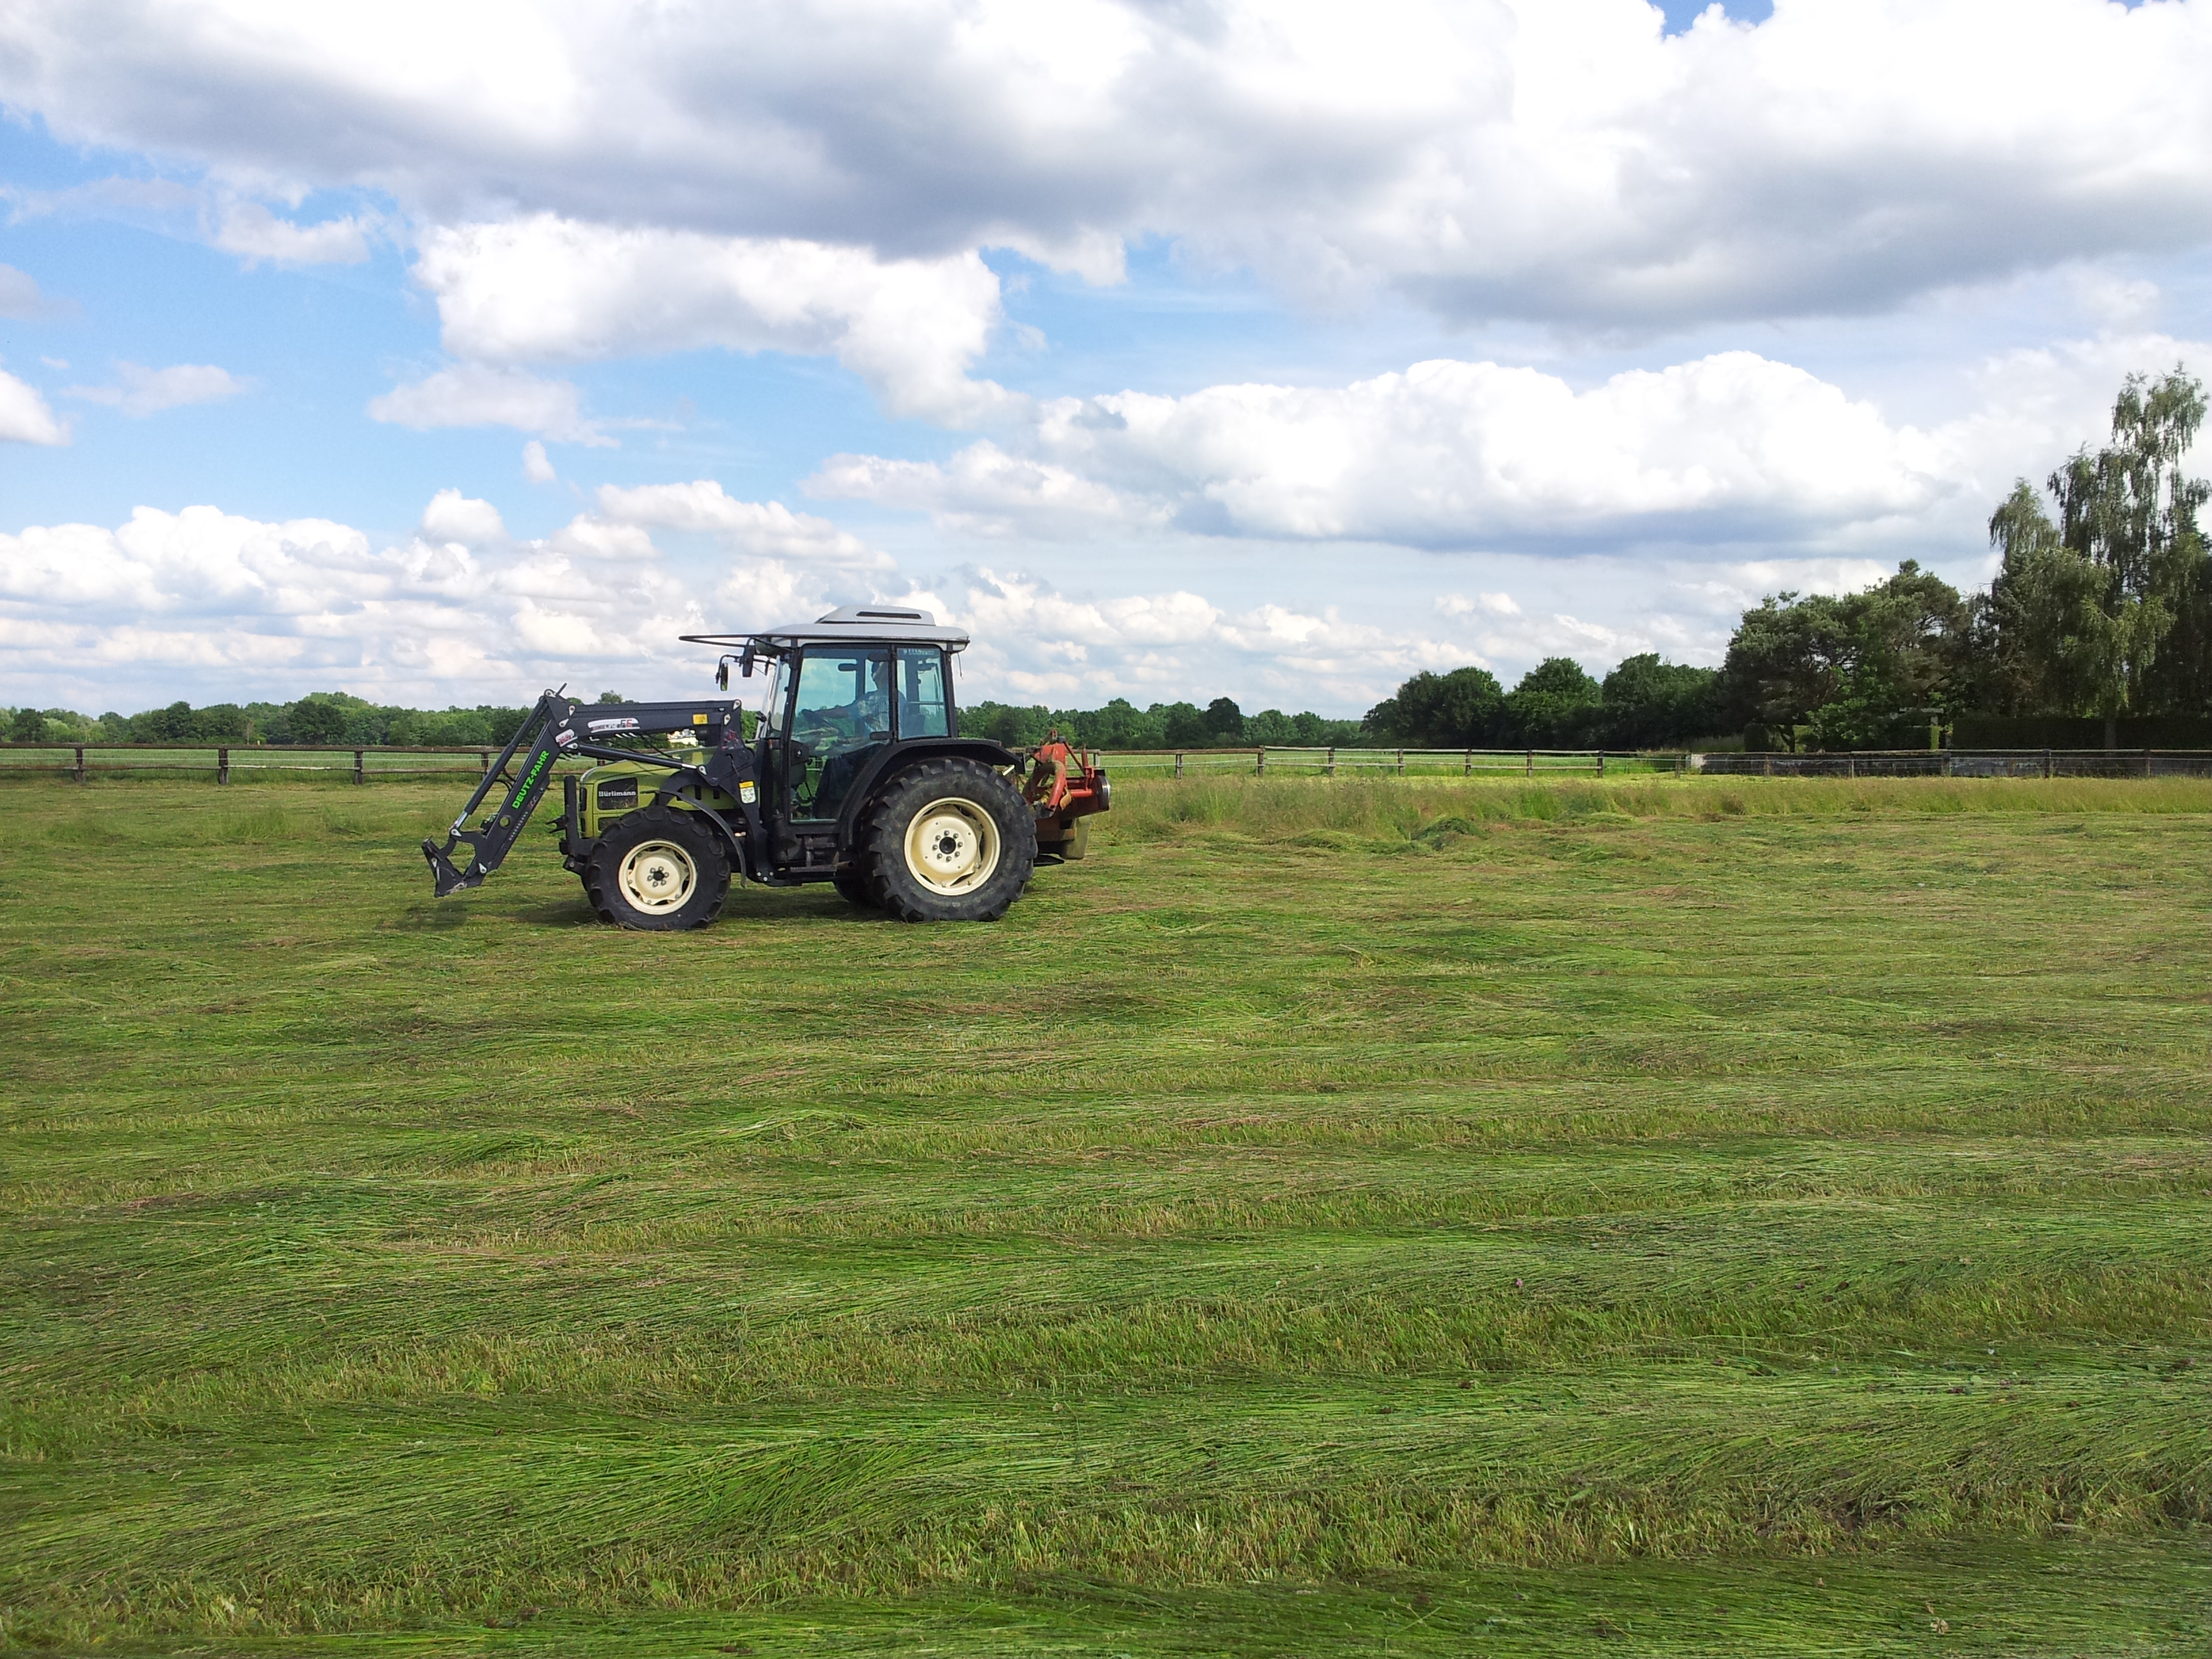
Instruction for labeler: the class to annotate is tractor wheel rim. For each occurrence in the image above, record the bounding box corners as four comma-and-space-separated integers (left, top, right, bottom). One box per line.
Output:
903, 797, 1000, 896
617, 838, 697, 913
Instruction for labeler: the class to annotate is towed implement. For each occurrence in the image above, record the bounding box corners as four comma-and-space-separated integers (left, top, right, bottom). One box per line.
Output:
421, 607, 1108, 926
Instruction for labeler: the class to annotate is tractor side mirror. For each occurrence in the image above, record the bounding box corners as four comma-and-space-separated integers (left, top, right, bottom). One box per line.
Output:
715, 657, 732, 690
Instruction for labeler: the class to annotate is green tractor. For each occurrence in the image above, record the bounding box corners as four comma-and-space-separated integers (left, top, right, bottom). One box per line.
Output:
422, 607, 1109, 926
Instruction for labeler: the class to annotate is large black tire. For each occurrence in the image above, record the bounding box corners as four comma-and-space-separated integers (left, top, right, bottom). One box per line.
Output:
583, 806, 730, 930
861, 758, 1036, 922
832, 863, 878, 907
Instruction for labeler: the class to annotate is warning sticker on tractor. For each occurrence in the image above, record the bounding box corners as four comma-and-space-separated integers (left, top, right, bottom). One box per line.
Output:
554, 729, 578, 745
588, 717, 640, 733
739, 782, 758, 803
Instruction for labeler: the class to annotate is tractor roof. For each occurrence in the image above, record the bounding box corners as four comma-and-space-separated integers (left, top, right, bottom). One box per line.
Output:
682, 605, 970, 654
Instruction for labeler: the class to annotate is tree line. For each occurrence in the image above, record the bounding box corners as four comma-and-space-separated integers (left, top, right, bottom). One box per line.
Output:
3, 692, 534, 748
964, 697, 1368, 751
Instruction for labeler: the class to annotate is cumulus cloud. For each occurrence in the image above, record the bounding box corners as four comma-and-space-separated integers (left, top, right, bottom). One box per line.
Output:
212, 201, 372, 266
367, 365, 612, 445
813, 350, 1964, 550
6, 1, 2212, 331
65, 361, 249, 417
0, 489, 1499, 714
419, 489, 507, 546
0, 483, 893, 704
593, 479, 895, 569
416, 216, 1016, 424
0, 369, 68, 445
521, 440, 557, 484
1439, 592, 1521, 617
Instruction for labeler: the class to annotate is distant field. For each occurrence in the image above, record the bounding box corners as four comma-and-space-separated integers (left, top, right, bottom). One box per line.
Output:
1, 775, 2208, 1655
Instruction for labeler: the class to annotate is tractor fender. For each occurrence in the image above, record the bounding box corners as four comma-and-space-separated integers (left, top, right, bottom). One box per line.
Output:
642, 766, 759, 882
832, 737, 1019, 851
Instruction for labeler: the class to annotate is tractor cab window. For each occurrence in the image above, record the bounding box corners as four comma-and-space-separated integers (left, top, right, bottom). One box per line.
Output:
786, 648, 892, 821
897, 647, 950, 738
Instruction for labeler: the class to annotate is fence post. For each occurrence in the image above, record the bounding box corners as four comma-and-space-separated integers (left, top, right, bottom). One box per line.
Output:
2043, 747, 2053, 779
2144, 750, 2154, 779
1846, 754, 1856, 780
1464, 747, 1472, 776
1256, 746, 1265, 778
74, 744, 86, 784
1942, 752, 1954, 778
1396, 748, 1405, 777
1326, 746, 1335, 778
1174, 750, 1184, 780
1763, 754, 1773, 778
218, 746, 230, 785
1525, 749, 1534, 777
480, 749, 493, 777
1597, 749, 1605, 777
353, 750, 366, 785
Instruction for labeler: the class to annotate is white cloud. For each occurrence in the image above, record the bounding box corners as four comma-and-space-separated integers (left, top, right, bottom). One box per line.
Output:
0, 369, 68, 445
0, 264, 59, 319
814, 350, 1961, 549
65, 361, 249, 417
213, 201, 372, 266
367, 365, 612, 445
1439, 592, 1521, 617
414, 216, 1016, 424
0, 494, 1492, 714
521, 440, 557, 484
419, 489, 506, 547
808, 443, 1151, 537
7, 1, 2212, 331
593, 478, 895, 569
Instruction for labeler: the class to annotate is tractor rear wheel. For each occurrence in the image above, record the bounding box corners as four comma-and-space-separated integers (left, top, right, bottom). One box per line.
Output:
863, 757, 1036, 922
584, 806, 730, 930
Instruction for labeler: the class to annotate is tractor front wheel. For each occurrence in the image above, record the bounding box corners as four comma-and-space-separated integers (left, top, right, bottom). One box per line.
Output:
863, 758, 1036, 922
584, 806, 730, 930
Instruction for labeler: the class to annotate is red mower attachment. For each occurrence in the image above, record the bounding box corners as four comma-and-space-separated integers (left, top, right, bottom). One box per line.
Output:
1021, 733, 1110, 860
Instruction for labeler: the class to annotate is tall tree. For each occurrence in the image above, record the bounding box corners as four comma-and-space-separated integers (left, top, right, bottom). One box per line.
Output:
1980, 368, 2210, 736
1503, 657, 1602, 747
1719, 562, 1967, 749
1364, 666, 1504, 747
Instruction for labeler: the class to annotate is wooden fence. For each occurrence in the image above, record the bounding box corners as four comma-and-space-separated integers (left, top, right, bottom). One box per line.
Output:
1091, 746, 1681, 777
9, 739, 2209, 785
0, 741, 515, 783
1696, 748, 2212, 779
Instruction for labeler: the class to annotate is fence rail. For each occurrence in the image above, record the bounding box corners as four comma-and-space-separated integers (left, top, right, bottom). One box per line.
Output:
7, 739, 2212, 785
1092, 745, 1675, 777
1696, 748, 2212, 779
0, 740, 521, 783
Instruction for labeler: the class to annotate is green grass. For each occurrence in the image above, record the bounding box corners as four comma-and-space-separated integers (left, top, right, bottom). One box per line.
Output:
2, 774, 2209, 1654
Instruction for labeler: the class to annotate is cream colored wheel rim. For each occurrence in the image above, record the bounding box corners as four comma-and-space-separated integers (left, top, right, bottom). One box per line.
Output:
903, 797, 1001, 896
617, 838, 697, 914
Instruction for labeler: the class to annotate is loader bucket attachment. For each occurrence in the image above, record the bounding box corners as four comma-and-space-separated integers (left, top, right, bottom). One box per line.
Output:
421, 689, 571, 898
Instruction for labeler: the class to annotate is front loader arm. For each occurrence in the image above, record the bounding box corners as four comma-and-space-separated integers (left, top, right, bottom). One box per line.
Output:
421, 692, 742, 897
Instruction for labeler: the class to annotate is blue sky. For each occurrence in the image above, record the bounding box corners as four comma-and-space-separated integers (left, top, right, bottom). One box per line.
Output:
3, 0, 2209, 717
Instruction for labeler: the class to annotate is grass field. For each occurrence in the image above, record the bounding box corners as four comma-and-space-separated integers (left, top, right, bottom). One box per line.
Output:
2, 774, 2209, 1655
